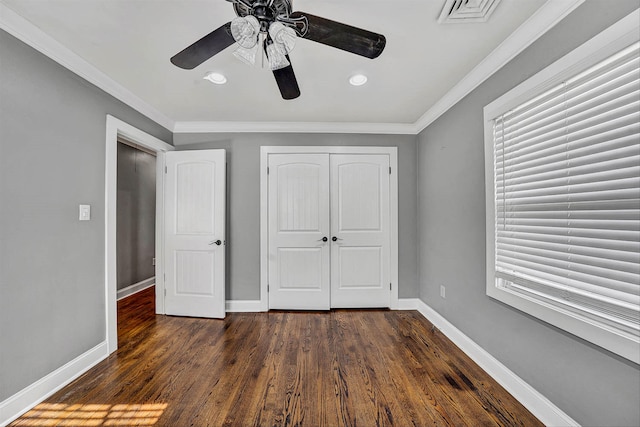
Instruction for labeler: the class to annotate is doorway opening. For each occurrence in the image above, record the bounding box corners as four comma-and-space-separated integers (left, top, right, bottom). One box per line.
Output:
116, 140, 157, 298
105, 115, 174, 354
115, 139, 157, 335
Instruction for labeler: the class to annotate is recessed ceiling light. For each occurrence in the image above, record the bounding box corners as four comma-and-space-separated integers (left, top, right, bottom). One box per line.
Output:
349, 74, 368, 86
203, 72, 227, 85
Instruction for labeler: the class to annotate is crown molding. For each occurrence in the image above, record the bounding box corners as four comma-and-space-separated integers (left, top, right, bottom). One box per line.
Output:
2, 0, 582, 136
172, 120, 418, 135
0, 2, 175, 132
413, 0, 585, 134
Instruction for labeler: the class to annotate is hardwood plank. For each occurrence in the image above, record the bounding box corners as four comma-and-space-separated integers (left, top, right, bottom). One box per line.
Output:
11, 287, 543, 427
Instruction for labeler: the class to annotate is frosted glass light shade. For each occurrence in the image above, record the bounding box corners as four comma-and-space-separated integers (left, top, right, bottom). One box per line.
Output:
233, 43, 259, 66
269, 22, 296, 55
266, 42, 290, 70
231, 16, 260, 48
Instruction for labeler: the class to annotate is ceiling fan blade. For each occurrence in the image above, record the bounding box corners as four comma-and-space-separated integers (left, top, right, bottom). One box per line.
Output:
290, 11, 386, 59
272, 56, 300, 100
170, 22, 235, 69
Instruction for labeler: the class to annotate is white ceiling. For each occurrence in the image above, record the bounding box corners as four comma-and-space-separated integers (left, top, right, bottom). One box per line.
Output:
1, 0, 566, 132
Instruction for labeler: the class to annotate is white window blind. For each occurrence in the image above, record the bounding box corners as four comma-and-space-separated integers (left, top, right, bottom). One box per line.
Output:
492, 41, 640, 339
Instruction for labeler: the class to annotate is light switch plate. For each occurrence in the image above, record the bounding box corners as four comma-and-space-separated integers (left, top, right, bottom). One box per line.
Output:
79, 204, 91, 221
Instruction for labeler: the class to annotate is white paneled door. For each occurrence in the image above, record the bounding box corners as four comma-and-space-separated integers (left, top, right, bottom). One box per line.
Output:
164, 150, 226, 318
268, 154, 331, 310
330, 155, 390, 308
268, 152, 391, 309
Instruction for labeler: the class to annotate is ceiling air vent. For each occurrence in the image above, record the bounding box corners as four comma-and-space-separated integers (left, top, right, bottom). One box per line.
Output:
437, 0, 502, 24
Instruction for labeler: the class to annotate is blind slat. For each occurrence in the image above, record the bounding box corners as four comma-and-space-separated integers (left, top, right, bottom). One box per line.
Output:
502, 77, 639, 145
499, 141, 640, 182
498, 187, 640, 206
496, 254, 639, 293
497, 243, 640, 275
499, 168, 640, 196
497, 230, 640, 253
498, 118, 640, 167
498, 156, 639, 188
496, 224, 640, 242
500, 94, 640, 156
497, 235, 639, 263
497, 218, 640, 233
498, 124, 640, 175
502, 42, 639, 122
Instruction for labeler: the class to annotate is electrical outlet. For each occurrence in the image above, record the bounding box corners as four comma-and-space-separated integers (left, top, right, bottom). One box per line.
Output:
440, 285, 446, 299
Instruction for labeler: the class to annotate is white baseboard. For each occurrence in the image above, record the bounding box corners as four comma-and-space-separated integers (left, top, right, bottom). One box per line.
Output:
116, 277, 155, 301
226, 298, 419, 312
226, 300, 266, 312
414, 299, 579, 427
0, 341, 109, 427
395, 298, 420, 310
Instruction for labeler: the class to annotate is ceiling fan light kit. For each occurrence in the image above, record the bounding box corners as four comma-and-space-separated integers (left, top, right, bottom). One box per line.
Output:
230, 15, 260, 48
265, 41, 290, 70
171, 0, 387, 100
269, 22, 296, 55
232, 43, 259, 66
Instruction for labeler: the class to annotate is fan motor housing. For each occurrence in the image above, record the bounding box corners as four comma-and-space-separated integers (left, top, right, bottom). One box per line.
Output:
234, 0, 293, 32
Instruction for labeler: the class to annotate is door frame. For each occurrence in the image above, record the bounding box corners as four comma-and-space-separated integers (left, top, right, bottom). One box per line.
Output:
259, 146, 399, 311
105, 115, 174, 354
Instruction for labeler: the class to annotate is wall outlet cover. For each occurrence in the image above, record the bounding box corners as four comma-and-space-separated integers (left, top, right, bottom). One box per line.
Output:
79, 204, 91, 221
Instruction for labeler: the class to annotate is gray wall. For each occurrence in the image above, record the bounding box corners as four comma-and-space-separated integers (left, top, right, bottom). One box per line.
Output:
3, 1, 638, 423
174, 133, 418, 301
117, 143, 156, 290
0, 29, 171, 401
416, 1, 640, 426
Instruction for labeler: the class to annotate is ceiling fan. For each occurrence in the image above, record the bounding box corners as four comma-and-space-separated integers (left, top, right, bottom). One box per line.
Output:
170, 0, 386, 100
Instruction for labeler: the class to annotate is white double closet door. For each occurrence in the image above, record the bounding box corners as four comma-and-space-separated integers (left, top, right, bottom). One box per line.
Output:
268, 152, 391, 310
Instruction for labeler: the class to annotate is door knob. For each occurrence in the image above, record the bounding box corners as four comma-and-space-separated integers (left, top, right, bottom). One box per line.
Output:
209, 240, 222, 246
318, 236, 328, 242
332, 236, 342, 242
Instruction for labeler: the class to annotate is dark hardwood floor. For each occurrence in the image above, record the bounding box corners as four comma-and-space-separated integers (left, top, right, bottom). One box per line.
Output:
11, 287, 542, 426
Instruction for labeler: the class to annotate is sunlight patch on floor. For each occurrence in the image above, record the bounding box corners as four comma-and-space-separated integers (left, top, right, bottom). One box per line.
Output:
14, 403, 168, 426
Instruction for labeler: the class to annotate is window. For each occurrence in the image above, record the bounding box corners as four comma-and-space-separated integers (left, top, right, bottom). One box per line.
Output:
484, 11, 639, 364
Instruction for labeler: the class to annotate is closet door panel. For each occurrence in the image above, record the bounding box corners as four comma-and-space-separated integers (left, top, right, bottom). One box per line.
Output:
268, 154, 330, 310
330, 154, 391, 308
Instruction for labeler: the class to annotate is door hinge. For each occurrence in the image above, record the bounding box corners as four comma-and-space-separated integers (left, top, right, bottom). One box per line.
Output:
267, 166, 270, 175
390, 283, 392, 290
267, 284, 269, 292
389, 167, 391, 175
165, 166, 168, 173
164, 288, 167, 296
